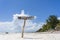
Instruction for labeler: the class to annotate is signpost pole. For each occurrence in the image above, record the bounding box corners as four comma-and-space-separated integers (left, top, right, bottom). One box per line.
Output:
21, 20, 26, 38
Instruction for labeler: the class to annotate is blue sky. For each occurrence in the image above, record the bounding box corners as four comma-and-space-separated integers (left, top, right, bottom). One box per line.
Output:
0, 0, 60, 22
0, 0, 60, 32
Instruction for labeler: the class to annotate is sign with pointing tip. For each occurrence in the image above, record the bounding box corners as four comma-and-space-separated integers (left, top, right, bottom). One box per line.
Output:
18, 16, 34, 20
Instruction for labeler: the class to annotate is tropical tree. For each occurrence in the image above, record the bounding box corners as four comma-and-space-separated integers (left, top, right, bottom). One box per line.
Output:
55, 20, 60, 31
36, 15, 59, 32
46, 15, 59, 29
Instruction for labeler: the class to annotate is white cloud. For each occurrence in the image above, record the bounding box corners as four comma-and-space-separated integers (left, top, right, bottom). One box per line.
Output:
0, 13, 44, 33
58, 17, 60, 20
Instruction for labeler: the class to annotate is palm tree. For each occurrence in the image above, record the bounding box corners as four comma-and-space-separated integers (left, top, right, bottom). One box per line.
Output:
46, 15, 59, 30
36, 15, 59, 32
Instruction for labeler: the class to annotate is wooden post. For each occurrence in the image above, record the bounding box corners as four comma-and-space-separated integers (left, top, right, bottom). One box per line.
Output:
21, 20, 26, 38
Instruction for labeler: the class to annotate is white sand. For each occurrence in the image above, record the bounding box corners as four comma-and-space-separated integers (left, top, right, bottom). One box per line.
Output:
0, 32, 60, 40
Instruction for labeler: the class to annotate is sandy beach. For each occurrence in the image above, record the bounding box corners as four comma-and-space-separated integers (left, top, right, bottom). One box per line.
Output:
0, 32, 60, 40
